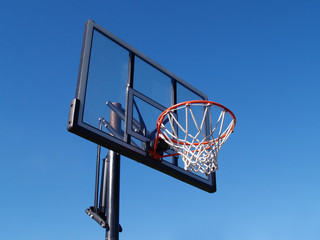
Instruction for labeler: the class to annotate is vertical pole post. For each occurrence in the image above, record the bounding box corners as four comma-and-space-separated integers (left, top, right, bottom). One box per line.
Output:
94, 121, 103, 212
106, 102, 121, 240
99, 154, 109, 214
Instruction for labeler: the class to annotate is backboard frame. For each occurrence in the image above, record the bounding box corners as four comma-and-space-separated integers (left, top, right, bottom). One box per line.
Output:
67, 19, 216, 193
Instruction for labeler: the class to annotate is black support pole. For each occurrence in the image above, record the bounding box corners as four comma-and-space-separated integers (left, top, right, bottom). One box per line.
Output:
94, 121, 103, 212
106, 102, 121, 240
99, 154, 109, 214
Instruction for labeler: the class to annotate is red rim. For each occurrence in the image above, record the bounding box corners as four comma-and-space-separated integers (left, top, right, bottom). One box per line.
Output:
151, 100, 236, 158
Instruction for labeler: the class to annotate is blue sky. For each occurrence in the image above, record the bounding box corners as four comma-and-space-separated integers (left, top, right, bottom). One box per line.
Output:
1, 1, 319, 239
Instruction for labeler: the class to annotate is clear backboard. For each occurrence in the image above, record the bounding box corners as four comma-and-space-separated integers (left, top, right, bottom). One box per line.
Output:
67, 19, 217, 193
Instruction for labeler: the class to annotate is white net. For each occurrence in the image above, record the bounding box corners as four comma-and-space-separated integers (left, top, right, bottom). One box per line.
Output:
157, 101, 235, 175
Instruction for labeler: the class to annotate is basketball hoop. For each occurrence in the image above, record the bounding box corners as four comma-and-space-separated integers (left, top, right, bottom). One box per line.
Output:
151, 100, 236, 175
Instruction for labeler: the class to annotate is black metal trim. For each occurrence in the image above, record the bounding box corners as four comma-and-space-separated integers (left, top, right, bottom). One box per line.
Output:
67, 19, 216, 193
87, 20, 207, 99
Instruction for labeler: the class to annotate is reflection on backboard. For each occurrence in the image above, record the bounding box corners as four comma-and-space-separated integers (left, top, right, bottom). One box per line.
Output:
68, 20, 221, 192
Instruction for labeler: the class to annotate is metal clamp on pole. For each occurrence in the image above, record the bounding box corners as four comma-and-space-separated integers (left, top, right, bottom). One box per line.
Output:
85, 206, 123, 232
85, 207, 107, 229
